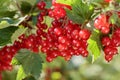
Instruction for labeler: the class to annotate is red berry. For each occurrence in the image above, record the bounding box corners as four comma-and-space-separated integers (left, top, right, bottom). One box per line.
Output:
111, 35, 120, 47
54, 27, 62, 36
94, 19, 102, 29
72, 39, 81, 47
18, 34, 25, 40
37, 1, 46, 10
105, 54, 113, 62
101, 36, 111, 46
101, 26, 110, 34
79, 29, 91, 40
58, 36, 67, 44
46, 56, 53, 62
94, 14, 110, 34
38, 15, 43, 22
71, 29, 80, 39
64, 55, 71, 61
58, 44, 68, 51
81, 50, 89, 57
114, 28, 120, 37
104, 46, 117, 55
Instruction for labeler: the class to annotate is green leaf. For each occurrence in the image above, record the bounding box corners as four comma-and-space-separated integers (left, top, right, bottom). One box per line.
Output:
23, 76, 36, 80
117, 0, 120, 3
0, 0, 16, 18
13, 16, 29, 26
15, 49, 43, 79
88, 29, 101, 63
11, 58, 21, 65
66, 0, 94, 24
32, 16, 37, 25
20, 1, 32, 14
18, 0, 37, 5
66, 9, 85, 24
0, 26, 18, 46
0, 18, 14, 24
45, 1, 52, 9
11, 26, 27, 43
56, 0, 73, 5
0, 16, 28, 29
0, 0, 10, 7
0, 11, 16, 18
16, 66, 27, 80
0, 21, 10, 29
92, 0, 103, 3
44, 16, 53, 27
109, 13, 118, 24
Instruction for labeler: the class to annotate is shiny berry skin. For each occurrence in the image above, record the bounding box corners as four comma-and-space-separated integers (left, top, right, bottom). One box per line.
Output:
58, 36, 68, 44
46, 56, 53, 62
18, 34, 25, 40
72, 39, 81, 47
111, 35, 120, 47
54, 27, 62, 36
94, 14, 110, 34
58, 44, 68, 51
38, 15, 43, 22
101, 26, 110, 34
105, 55, 113, 62
64, 55, 71, 61
101, 36, 111, 46
37, 1, 46, 10
94, 19, 102, 29
114, 28, 120, 37
81, 50, 89, 57
71, 29, 80, 39
79, 29, 91, 40
104, 46, 115, 55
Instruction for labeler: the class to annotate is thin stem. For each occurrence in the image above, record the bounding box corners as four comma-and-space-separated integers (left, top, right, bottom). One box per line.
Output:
20, 21, 33, 29
13, 0, 34, 29
61, 16, 68, 28
81, 20, 89, 29
14, 0, 24, 16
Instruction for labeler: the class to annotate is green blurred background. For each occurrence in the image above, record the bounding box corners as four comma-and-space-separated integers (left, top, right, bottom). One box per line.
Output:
2, 54, 120, 80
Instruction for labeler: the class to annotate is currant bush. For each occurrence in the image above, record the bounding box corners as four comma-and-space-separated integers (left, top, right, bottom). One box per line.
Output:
0, 0, 120, 79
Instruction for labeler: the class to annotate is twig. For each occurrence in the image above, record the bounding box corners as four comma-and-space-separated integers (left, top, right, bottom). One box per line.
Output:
81, 20, 89, 29
14, 0, 24, 16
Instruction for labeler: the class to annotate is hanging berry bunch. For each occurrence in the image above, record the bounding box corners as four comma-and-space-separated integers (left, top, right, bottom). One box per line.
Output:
36, 0, 91, 62
94, 11, 120, 62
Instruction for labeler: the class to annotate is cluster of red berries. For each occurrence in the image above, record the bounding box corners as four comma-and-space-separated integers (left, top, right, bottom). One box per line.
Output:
94, 12, 120, 62
0, 0, 119, 75
101, 28, 120, 62
48, 0, 71, 20
37, 0, 91, 62
0, 0, 72, 73
94, 12, 120, 34
0, 45, 17, 71
0, 33, 42, 72
18, 34, 41, 53
94, 14, 110, 34
48, 4, 66, 20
